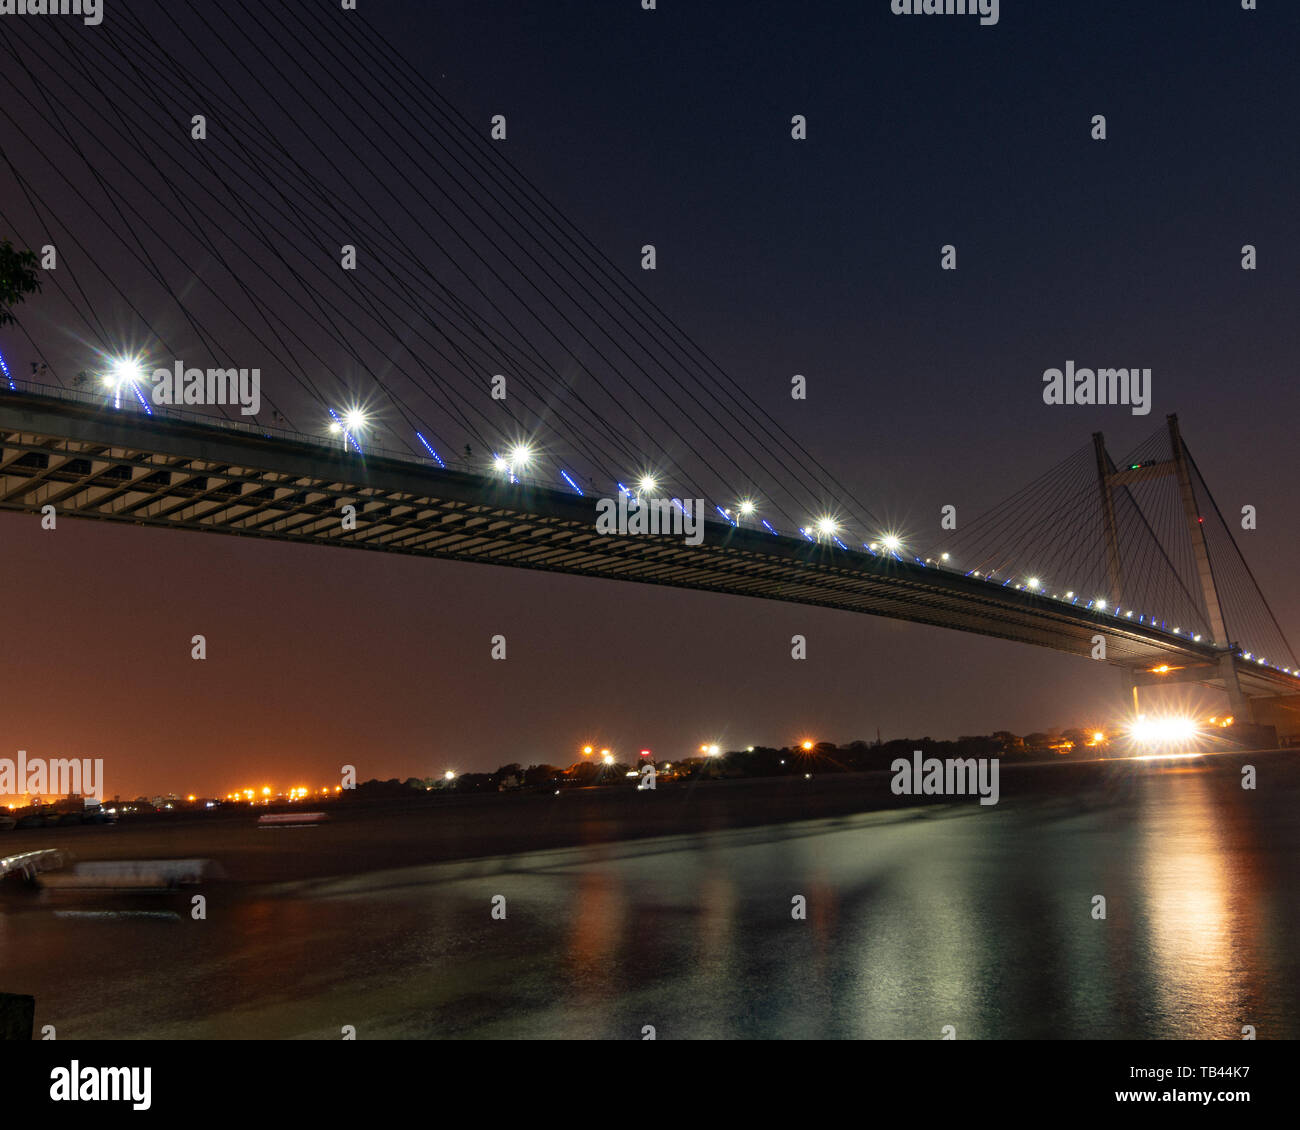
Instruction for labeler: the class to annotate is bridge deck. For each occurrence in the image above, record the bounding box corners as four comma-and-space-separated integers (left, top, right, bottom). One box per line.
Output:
1, 390, 1293, 699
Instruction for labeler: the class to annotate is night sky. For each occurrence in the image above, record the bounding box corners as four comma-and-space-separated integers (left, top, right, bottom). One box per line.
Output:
1, 1, 1297, 798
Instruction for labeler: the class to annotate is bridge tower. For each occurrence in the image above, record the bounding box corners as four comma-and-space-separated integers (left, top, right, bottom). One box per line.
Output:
1094, 414, 1249, 720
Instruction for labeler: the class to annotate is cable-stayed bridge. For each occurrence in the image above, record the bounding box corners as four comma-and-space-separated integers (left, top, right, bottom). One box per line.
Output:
1, 383, 1296, 740
0, 1, 1296, 740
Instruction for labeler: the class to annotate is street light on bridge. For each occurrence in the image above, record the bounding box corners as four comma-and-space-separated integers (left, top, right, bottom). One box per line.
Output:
100, 354, 150, 411
328, 407, 368, 450
509, 444, 532, 476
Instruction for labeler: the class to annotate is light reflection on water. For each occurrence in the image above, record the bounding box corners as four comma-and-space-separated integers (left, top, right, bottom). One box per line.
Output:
2, 757, 1296, 1038
1137, 770, 1272, 1038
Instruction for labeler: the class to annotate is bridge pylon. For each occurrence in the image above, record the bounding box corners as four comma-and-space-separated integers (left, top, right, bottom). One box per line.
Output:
1095, 414, 1251, 723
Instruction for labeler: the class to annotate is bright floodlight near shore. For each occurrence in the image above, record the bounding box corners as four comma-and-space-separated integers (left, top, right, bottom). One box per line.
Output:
1129, 715, 1199, 746
602, 752, 614, 765
706, 744, 721, 757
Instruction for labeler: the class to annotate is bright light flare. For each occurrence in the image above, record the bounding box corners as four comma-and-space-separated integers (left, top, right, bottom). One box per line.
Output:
1128, 715, 1200, 747
106, 356, 144, 385
100, 354, 151, 411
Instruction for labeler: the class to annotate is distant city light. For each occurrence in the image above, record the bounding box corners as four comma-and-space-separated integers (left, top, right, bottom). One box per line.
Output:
444, 770, 456, 780
801, 740, 813, 751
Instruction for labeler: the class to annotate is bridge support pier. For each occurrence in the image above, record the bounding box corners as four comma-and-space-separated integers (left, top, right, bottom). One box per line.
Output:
1121, 668, 1140, 716
1217, 653, 1251, 722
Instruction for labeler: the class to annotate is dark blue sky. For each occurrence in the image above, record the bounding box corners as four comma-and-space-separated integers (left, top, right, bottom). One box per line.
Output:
1, 1, 1296, 796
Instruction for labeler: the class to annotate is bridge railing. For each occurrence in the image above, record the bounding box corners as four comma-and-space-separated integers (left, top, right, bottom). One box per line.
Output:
1, 376, 496, 478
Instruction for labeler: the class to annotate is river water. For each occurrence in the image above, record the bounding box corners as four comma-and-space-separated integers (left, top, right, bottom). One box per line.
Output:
2, 752, 1296, 1039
